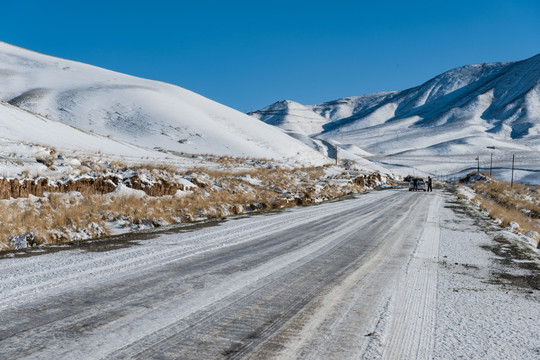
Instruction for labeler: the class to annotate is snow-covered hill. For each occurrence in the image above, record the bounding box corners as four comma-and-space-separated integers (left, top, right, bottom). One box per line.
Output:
251, 54, 540, 155
0, 42, 329, 166
250, 54, 540, 182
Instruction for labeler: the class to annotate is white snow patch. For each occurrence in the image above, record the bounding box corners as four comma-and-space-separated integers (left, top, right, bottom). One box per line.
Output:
110, 183, 146, 197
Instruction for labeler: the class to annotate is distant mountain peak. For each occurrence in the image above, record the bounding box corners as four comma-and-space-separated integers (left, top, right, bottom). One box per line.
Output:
250, 54, 540, 157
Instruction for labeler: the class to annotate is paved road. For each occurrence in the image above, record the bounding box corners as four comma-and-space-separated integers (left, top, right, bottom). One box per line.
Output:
0, 188, 441, 359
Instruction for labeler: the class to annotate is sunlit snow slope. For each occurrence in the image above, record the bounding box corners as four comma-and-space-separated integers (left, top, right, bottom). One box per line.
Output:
250, 54, 540, 157
0, 42, 329, 165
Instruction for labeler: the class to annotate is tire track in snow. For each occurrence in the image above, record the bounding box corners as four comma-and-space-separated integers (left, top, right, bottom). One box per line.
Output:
262, 191, 428, 359
369, 193, 441, 359
0, 189, 441, 359
0, 192, 395, 312
0, 191, 399, 359
112, 192, 417, 360
109, 213, 370, 359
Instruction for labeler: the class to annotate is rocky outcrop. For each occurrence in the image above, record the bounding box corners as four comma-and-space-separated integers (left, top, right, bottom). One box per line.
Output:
51, 176, 119, 194
127, 176, 184, 196
8, 232, 38, 250
0, 178, 49, 199
0, 175, 188, 199
353, 173, 382, 188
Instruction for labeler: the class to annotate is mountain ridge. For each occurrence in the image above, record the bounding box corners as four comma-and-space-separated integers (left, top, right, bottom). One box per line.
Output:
250, 53, 540, 157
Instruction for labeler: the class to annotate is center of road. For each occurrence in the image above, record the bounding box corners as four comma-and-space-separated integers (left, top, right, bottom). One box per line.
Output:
0, 189, 441, 359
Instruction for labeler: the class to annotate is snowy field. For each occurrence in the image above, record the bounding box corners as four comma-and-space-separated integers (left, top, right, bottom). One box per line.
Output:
0, 187, 538, 359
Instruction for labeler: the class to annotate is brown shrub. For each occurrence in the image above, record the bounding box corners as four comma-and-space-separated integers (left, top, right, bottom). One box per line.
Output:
468, 175, 540, 243
0, 160, 384, 250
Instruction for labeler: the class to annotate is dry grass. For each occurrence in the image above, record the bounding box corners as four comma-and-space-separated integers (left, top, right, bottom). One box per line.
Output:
108, 160, 129, 170
133, 162, 179, 174
467, 173, 540, 243
474, 195, 539, 233
0, 161, 382, 250
0, 194, 108, 247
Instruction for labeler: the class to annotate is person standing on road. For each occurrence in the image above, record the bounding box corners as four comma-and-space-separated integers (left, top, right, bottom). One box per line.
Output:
427, 176, 433, 192
413, 177, 418, 191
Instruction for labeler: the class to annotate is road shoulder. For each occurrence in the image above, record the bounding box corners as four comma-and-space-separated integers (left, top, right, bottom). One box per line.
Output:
433, 189, 540, 359
362, 188, 540, 359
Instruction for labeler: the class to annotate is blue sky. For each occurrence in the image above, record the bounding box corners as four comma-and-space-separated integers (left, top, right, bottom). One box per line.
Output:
2, 0, 539, 112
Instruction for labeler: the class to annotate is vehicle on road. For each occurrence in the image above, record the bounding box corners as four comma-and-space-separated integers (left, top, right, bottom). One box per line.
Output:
408, 178, 427, 191
417, 178, 426, 191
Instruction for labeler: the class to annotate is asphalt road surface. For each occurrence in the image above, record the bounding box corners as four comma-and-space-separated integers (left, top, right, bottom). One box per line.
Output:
0, 188, 441, 359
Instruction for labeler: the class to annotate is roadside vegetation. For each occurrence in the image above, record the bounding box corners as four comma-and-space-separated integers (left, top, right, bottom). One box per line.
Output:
0, 157, 387, 251
458, 172, 540, 246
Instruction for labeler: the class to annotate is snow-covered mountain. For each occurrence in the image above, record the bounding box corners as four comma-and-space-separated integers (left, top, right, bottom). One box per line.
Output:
0, 42, 329, 166
250, 54, 540, 158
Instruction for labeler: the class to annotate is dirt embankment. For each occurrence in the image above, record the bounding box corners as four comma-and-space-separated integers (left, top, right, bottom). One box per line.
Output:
458, 172, 540, 247
0, 175, 185, 199
353, 173, 382, 188
0, 172, 383, 200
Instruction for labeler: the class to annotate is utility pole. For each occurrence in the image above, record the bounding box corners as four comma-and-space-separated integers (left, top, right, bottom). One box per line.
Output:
511, 154, 515, 188
334, 144, 338, 165
490, 153, 493, 176
476, 156, 479, 175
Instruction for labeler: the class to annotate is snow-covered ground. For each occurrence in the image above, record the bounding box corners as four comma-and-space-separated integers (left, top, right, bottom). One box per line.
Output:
433, 196, 539, 359
1, 187, 537, 358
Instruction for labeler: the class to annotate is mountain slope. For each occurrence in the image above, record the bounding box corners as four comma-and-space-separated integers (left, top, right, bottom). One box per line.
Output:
250, 54, 540, 157
0, 42, 329, 165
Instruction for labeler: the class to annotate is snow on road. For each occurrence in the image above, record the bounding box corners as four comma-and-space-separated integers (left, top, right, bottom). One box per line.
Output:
0, 188, 538, 359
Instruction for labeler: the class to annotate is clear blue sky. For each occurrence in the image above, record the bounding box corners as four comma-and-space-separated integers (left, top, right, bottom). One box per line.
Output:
2, 0, 539, 112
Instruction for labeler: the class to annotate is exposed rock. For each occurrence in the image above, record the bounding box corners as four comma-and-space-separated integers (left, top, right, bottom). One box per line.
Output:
0, 175, 188, 199
8, 232, 38, 250
128, 176, 181, 196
